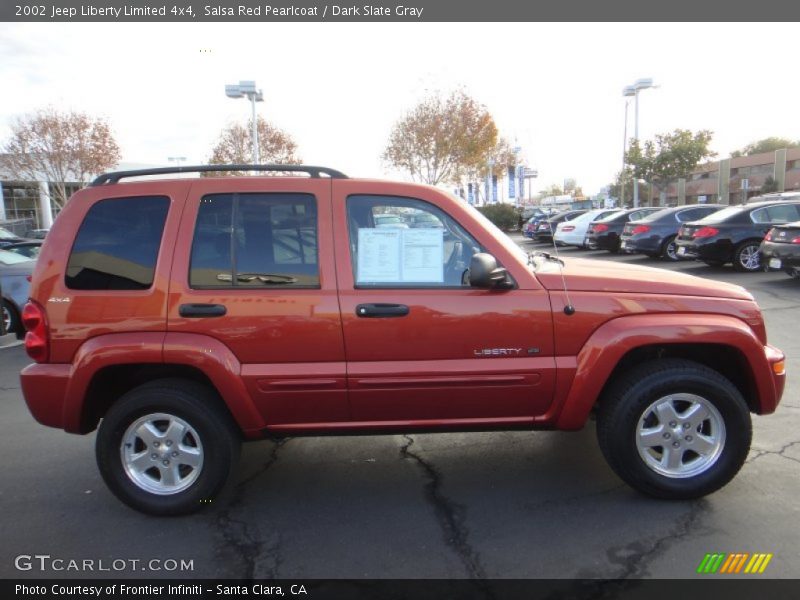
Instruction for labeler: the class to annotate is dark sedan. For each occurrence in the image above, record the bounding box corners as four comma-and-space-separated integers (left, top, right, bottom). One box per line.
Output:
676, 200, 800, 271
759, 221, 800, 278
619, 204, 723, 261
584, 207, 660, 253
532, 209, 587, 243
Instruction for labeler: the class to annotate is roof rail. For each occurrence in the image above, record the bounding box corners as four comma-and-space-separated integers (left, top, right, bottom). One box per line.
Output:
90, 164, 348, 186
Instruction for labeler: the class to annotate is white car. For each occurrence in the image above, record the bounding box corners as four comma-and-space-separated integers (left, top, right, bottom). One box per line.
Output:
554, 208, 624, 247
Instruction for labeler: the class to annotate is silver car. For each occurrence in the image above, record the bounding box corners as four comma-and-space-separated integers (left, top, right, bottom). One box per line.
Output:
0, 249, 35, 335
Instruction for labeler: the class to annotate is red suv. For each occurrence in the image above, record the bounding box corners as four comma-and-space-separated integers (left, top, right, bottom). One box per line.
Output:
20, 165, 786, 515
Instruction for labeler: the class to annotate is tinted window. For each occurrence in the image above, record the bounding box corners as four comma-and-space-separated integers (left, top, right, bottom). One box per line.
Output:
66, 196, 169, 290
678, 207, 714, 222
190, 193, 319, 288
765, 203, 800, 223
347, 195, 482, 287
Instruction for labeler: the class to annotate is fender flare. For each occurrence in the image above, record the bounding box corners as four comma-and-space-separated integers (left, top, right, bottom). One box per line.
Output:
63, 332, 265, 435
553, 313, 776, 430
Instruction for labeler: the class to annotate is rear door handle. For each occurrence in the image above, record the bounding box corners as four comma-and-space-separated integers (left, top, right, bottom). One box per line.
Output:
355, 303, 410, 318
179, 303, 227, 318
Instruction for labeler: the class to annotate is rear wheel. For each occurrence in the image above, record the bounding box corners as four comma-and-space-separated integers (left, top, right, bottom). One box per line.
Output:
96, 378, 240, 515
597, 359, 751, 499
660, 235, 679, 261
1, 300, 20, 335
732, 241, 761, 272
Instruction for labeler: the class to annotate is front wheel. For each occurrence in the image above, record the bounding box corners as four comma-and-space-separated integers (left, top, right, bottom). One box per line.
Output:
732, 241, 762, 272
597, 359, 751, 499
96, 379, 240, 515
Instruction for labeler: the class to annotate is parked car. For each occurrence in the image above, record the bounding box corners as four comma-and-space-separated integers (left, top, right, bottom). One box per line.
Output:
554, 208, 624, 248
620, 204, 724, 261
25, 228, 50, 240
676, 200, 800, 271
759, 221, 800, 278
410, 213, 444, 228
0, 226, 28, 248
522, 210, 552, 238
532, 210, 587, 243
4, 241, 43, 260
585, 207, 661, 253
19, 164, 785, 515
374, 215, 409, 228
0, 249, 35, 335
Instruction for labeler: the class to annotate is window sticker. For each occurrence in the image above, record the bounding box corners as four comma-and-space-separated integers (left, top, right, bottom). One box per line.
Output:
357, 228, 444, 284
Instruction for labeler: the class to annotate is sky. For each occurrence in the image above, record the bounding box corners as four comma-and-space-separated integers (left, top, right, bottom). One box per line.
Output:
1, 22, 799, 196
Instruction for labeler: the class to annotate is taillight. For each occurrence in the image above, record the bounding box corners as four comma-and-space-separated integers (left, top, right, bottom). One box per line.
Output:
22, 301, 49, 363
631, 225, 651, 235
792, 237, 800, 244
764, 230, 774, 241
562, 226, 575, 232
693, 226, 719, 238
593, 224, 609, 233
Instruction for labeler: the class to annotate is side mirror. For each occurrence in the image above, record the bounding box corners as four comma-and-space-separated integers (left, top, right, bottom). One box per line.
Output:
468, 253, 512, 289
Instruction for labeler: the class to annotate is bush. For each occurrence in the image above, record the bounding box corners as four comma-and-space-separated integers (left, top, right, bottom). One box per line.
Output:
477, 204, 520, 231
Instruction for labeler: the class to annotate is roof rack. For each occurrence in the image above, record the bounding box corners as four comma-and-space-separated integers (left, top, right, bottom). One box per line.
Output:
90, 164, 348, 186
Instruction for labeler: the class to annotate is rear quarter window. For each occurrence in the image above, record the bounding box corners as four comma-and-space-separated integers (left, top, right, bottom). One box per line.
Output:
66, 196, 170, 290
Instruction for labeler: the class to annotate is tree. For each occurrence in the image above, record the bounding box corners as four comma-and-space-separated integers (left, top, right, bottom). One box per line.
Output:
731, 137, 800, 158
761, 175, 779, 194
207, 116, 301, 174
539, 184, 564, 197
0, 107, 120, 209
625, 129, 716, 195
383, 90, 499, 186
476, 203, 519, 231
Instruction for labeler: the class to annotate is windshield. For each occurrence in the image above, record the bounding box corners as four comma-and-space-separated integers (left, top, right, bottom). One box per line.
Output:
0, 227, 18, 240
0, 249, 35, 265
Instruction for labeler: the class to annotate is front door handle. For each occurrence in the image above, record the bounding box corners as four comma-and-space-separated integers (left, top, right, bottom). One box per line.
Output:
179, 303, 227, 318
355, 303, 410, 318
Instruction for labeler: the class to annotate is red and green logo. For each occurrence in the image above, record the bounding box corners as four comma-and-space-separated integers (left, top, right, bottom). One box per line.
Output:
697, 553, 773, 574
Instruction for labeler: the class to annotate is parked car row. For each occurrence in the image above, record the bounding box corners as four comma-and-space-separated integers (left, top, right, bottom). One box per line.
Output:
0, 248, 36, 335
524, 198, 800, 277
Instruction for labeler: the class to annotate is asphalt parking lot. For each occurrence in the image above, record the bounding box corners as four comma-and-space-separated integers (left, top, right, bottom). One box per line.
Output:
1, 235, 798, 581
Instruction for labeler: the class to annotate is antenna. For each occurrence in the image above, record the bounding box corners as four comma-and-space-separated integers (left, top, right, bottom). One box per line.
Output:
548, 211, 576, 316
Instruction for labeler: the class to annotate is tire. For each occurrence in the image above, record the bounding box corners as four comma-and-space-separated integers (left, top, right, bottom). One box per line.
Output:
2, 300, 20, 336
732, 241, 762, 272
96, 378, 240, 516
660, 235, 679, 261
596, 359, 751, 500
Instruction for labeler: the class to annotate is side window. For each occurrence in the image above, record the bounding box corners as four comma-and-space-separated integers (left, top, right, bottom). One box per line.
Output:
750, 208, 769, 223
66, 196, 169, 290
189, 193, 319, 288
677, 208, 704, 222
765, 204, 800, 223
346, 195, 482, 287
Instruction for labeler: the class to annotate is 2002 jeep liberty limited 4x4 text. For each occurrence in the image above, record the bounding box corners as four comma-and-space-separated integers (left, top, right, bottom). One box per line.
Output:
19, 165, 785, 515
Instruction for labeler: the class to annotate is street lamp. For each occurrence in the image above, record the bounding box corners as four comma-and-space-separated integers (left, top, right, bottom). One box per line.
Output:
168, 156, 187, 167
225, 80, 264, 165
622, 78, 656, 208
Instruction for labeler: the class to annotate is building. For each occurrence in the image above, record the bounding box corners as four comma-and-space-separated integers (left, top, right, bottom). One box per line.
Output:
656, 147, 800, 206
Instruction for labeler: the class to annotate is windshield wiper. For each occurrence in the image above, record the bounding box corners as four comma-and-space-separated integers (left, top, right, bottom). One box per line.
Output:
217, 272, 298, 284
528, 251, 564, 267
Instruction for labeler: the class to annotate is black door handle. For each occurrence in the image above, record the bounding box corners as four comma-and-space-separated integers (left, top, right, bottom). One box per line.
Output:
179, 303, 227, 318
355, 303, 410, 318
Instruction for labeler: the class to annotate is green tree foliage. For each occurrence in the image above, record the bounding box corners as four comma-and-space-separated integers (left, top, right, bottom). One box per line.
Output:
0, 106, 121, 208
383, 90, 500, 186
477, 203, 519, 231
626, 129, 716, 191
539, 184, 564, 197
731, 137, 800, 158
761, 175, 779, 194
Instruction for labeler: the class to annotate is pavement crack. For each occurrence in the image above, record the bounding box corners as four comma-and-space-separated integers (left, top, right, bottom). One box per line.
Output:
747, 439, 800, 465
399, 435, 487, 582
212, 439, 288, 579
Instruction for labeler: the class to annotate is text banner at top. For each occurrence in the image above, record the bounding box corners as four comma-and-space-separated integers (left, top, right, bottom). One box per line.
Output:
2, 0, 799, 21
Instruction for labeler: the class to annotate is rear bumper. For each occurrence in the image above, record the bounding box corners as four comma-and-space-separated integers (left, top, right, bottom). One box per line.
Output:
20, 363, 71, 431
759, 241, 800, 269
619, 235, 661, 254
675, 239, 732, 262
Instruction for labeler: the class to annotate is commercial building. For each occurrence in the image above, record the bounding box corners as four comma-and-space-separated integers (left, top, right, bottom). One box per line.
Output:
656, 147, 800, 206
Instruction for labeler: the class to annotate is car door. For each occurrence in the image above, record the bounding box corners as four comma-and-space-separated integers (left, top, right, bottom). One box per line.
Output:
167, 177, 348, 426
332, 181, 556, 425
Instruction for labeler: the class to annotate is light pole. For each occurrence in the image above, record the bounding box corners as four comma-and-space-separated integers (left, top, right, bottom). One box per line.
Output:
225, 80, 264, 165
168, 156, 187, 168
622, 78, 655, 208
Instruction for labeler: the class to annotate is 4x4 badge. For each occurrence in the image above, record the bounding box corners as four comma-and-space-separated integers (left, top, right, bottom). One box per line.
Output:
47, 297, 71, 303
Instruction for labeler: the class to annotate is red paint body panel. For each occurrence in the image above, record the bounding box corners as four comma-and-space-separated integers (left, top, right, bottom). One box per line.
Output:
19, 175, 785, 439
